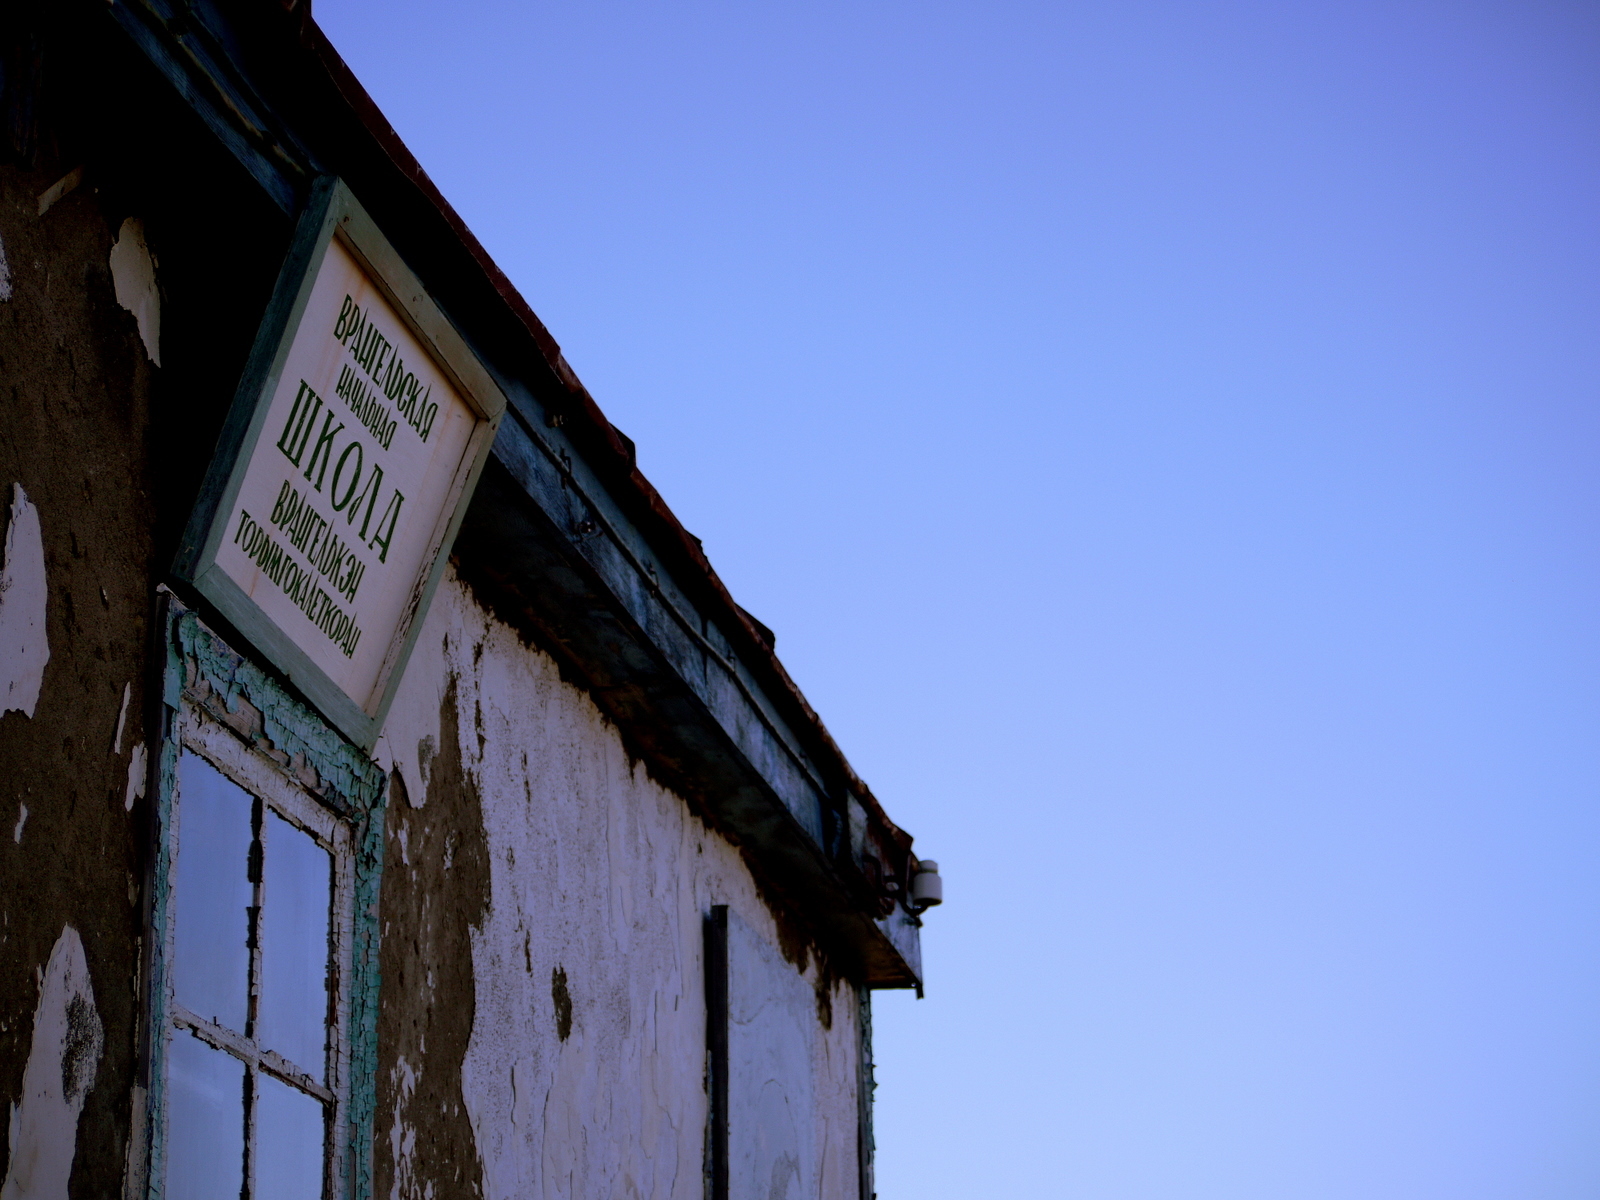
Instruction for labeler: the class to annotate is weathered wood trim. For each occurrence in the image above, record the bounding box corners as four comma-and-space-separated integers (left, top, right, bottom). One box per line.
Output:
135, 598, 388, 1200
106, 0, 309, 212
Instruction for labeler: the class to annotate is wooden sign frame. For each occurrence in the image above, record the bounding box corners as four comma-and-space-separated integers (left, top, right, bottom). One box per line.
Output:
176, 177, 505, 750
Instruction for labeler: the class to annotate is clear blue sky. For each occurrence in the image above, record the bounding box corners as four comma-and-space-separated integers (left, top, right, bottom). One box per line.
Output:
317, 2, 1600, 1195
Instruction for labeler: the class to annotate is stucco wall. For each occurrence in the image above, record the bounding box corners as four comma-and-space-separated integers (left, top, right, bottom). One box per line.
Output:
0, 56, 296, 1183
0, 155, 159, 1197
726, 909, 862, 1200
0, 22, 878, 1197
374, 572, 864, 1200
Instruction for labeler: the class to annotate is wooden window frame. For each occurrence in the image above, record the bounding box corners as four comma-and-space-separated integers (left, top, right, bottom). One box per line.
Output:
128, 597, 389, 1200
166, 716, 354, 1197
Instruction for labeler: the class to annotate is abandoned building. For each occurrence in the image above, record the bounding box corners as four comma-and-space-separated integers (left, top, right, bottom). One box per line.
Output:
0, 2, 940, 1197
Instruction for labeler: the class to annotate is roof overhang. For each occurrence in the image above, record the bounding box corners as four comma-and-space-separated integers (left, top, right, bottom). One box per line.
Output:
104, 0, 926, 987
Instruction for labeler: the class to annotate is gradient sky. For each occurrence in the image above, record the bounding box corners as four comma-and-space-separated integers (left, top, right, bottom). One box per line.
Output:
316, 3, 1600, 1195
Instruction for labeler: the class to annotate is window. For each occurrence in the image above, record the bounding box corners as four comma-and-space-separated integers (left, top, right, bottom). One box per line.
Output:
161, 724, 351, 1200
137, 603, 388, 1200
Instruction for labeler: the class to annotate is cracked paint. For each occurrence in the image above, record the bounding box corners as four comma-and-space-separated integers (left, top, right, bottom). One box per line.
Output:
169, 605, 389, 1200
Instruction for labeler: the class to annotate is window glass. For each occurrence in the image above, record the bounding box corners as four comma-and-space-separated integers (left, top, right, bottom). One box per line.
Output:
162, 727, 350, 1200
258, 810, 332, 1079
254, 1072, 327, 1200
164, 1029, 246, 1200
173, 753, 253, 1031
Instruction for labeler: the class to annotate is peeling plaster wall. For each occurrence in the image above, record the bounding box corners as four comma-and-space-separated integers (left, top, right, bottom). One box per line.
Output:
107, 218, 159, 368
375, 573, 865, 1200
0, 18, 878, 1198
726, 910, 860, 1200
0, 26, 293, 1192
0, 153, 159, 1196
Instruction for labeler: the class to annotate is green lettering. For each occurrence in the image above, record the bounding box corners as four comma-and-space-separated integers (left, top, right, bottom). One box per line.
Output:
344, 462, 384, 537
333, 294, 355, 341
276, 382, 320, 467
367, 489, 404, 563
338, 555, 365, 604
371, 339, 392, 383
329, 441, 365, 512
269, 481, 293, 526
343, 306, 367, 350
302, 410, 346, 492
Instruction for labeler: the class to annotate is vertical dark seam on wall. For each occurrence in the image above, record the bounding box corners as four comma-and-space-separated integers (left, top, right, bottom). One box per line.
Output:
703, 905, 728, 1200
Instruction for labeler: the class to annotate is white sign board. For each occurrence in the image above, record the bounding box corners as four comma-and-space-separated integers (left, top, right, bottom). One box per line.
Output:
180, 180, 504, 748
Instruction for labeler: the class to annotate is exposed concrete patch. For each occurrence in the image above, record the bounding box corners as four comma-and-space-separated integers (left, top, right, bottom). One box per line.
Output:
0, 485, 48, 718
108, 220, 159, 368
0, 926, 103, 1200
550, 968, 572, 1043
0, 235, 10, 303
0, 140, 253, 1197
375, 677, 490, 1200
121, 743, 146, 812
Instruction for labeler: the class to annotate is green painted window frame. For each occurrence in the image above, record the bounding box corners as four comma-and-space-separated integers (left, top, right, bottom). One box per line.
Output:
174, 175, 505, 750
132, 596, 389, 1200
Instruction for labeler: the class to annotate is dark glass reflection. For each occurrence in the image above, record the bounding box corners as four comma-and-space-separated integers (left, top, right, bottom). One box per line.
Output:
258, 810, 331, 1080
173, 753, 253, 1031
164, 1030, 245, 1200
254, 1073, 326, 1200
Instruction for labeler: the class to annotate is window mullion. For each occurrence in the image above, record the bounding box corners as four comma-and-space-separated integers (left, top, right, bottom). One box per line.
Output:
171, 1005, 259, 1066
249, 795, 266, 1038
259, 1048, 337, 1104
247, 796, 266, 1200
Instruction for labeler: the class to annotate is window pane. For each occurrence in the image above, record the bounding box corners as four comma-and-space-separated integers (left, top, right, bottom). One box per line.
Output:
174, 753, 253, 1031
255, 1073, 326, 1200
164, 1029, 245, 1200
257, 810, 331, 1080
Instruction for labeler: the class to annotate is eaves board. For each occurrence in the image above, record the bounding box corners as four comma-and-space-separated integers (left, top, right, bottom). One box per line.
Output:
456, 428, 922, 989
104, 0, 866, 821
487, 400, 831, 842
104, 0, 924, 986
107, 0, 313, 213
